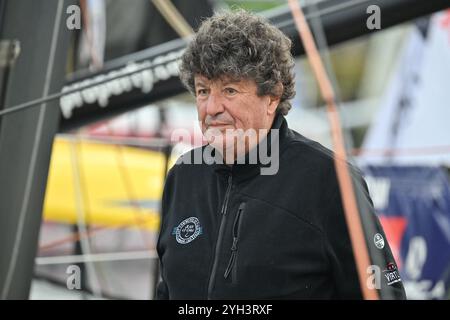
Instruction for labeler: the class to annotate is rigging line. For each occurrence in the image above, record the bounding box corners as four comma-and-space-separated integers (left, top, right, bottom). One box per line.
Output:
39, 226, 105, 252
57, 133, 171, 148
73, 131, 113, 295
305, 0, 354, 150
307, 0, 394, 300
87, 116, 164, 250
1, 1, 64, 300
0, 57, 181, 118
353, 145, 450, 157
39, 212, 159, 252
69, 135, 103, 297
0, 0, 377, 119
274, 0, 373, 30
287, 0, 379, 300
36, 250, 158, 265
104, 121, 154, 249
151, 0, 194, 38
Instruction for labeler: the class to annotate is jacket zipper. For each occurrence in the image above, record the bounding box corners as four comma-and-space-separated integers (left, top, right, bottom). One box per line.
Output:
224, 202, 245, 282
207, 174, 232, 299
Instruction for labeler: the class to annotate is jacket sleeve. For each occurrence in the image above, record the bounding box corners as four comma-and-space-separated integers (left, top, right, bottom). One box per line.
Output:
155, 272, 169, 300
323, 163, 407, 300
353, 171, 407, 300
154, 167, 176, 300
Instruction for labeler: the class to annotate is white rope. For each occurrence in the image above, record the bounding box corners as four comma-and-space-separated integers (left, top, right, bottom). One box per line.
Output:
36, 250, 157, 265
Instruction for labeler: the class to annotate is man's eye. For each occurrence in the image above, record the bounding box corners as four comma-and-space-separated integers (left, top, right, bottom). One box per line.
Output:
197, 89, 208, 96
224, 88, 237, 95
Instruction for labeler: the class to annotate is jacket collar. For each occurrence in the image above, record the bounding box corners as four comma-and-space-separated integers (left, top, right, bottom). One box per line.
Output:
210, 112, 291, 182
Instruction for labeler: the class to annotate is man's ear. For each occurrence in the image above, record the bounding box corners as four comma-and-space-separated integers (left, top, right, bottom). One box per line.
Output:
267, 83, 283, 115
267, 95, 280, 115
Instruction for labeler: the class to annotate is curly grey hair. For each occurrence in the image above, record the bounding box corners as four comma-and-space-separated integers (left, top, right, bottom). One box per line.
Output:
179, 10, 295, 115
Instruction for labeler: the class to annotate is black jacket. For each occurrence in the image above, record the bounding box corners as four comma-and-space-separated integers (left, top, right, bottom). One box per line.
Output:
156, 114, 406, 299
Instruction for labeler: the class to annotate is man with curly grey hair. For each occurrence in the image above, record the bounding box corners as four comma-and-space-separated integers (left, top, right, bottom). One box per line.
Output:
155, 10, 406, 300
179, 9, 295, 166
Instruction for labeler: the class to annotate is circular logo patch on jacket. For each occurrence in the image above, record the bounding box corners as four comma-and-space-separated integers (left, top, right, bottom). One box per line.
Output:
173, 217, 202, 244
374, 233, 385, 249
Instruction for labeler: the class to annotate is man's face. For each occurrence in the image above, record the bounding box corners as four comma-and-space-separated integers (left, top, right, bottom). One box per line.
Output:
194, 75, 279, 160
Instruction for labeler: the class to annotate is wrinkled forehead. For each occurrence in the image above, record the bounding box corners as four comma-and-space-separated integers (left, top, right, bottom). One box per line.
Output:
194, 74, 246, 87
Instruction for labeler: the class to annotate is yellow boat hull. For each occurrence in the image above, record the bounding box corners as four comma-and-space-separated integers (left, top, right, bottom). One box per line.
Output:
42, 137, 169, 232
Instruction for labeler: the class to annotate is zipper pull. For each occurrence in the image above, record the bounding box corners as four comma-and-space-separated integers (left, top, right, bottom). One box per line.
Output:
224, 235, 239, 279
230, 237, 238, 251
224, 251, 236, 279
224, 203, 245, 280
232, 202, 246, 236
224, 235, 238, 279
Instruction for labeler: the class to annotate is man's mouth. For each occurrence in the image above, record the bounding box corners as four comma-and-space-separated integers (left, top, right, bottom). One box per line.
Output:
209, 121, 230, 126
207, 123, 233, 130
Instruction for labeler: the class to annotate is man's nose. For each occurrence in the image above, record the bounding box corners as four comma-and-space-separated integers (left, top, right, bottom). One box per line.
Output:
205, 91, 224, 116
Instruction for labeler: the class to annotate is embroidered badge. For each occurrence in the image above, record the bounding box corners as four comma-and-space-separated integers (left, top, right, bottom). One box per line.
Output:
172, 217, 202, 244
